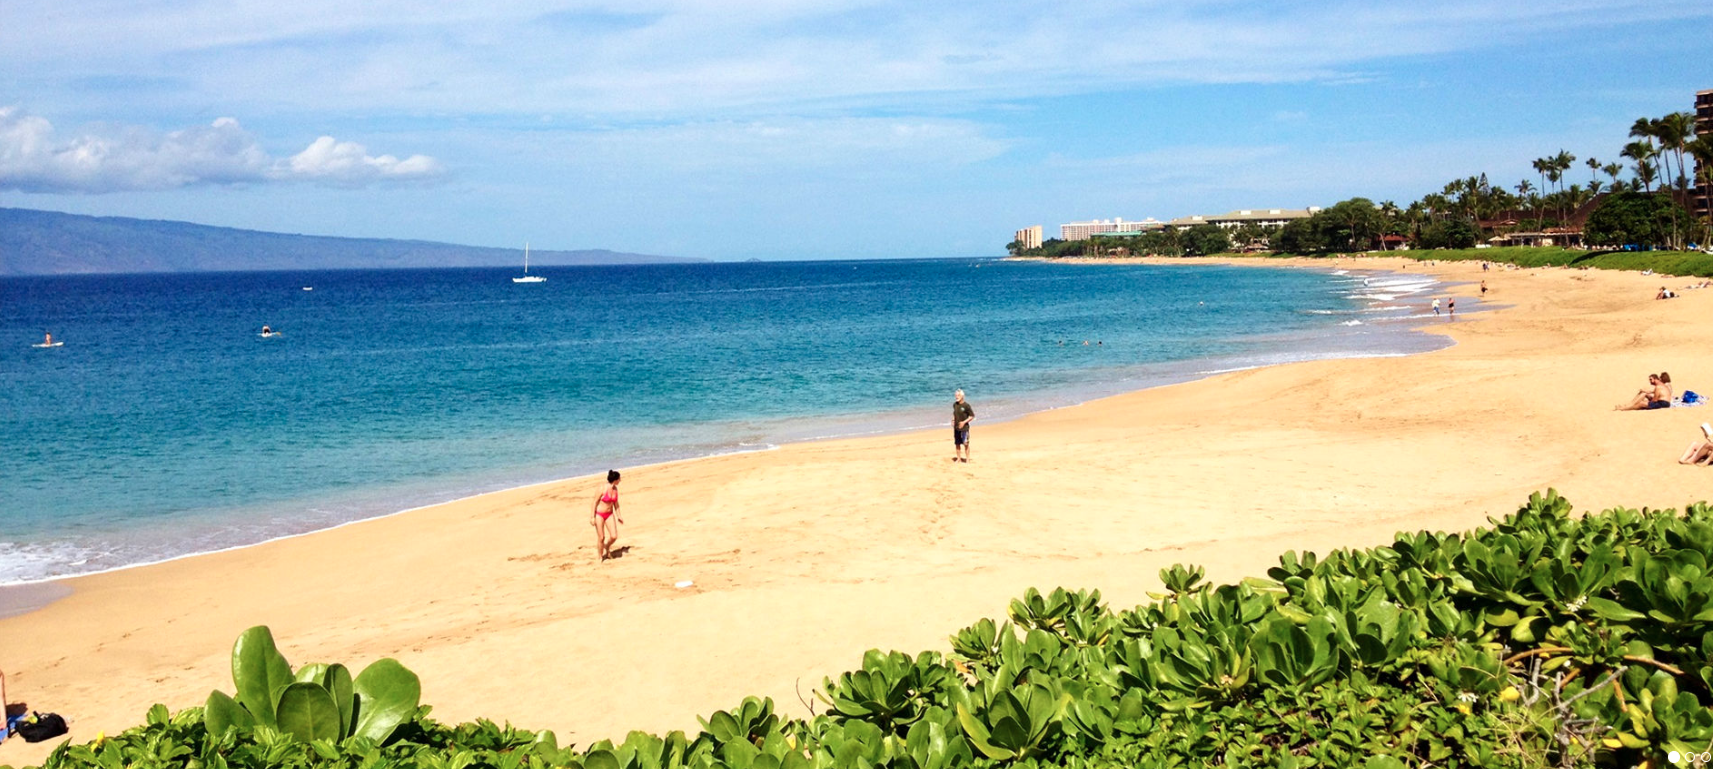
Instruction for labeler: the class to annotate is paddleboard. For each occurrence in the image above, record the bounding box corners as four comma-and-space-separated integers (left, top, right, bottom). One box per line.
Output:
32, 342, 64, 348
259, 332, 282, 338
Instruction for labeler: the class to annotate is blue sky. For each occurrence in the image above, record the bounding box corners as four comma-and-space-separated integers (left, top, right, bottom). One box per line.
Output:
2, 1, 1709, 260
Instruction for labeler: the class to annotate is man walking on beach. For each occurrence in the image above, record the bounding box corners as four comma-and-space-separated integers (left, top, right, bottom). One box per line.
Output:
952, 390, 975, 463
1432, 298, 1440, 316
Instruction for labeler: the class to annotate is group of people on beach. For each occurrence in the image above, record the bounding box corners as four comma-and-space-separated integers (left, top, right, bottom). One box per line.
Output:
1612, 372, 1713, 466
583, 389, 978, 562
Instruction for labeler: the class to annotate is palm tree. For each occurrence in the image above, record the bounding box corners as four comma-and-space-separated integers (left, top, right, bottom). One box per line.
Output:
1515, 179, 1535, 231
1551, 150, 1575, 226
1622, 141, 1657, 193
1688, 135, 1713, 231
1630, 118, 1667, 192
1636, 160, 1659, 195
1658, 112, 1695, 191
1603, 161, 1625, 188
1586, 156, 1601, 187
1630, 116, 1658, 172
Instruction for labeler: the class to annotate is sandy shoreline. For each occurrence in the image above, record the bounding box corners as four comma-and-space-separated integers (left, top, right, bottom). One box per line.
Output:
0, 256, 1435, 593
4, 256, 1712, 765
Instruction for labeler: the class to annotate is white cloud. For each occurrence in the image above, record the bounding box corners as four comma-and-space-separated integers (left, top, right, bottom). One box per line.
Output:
559, 117, 1008, 175
6, 0, 1707, 120
285, 136, 445, 185
0, 107, 445, 193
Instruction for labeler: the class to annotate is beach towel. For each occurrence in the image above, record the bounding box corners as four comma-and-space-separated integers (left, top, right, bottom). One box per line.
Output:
1, 712, 26, 744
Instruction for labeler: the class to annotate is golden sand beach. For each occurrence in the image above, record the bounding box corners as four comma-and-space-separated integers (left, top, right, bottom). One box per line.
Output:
3, 257, 1711, 765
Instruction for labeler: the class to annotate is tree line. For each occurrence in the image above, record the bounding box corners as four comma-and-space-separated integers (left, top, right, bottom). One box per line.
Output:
1012, 109, 1713, 257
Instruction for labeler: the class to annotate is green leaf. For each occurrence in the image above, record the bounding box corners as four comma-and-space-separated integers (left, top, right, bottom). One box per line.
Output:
352, 658, 422, 743
322, 664, 355, 739
204, 690, 256, 736
231, 626, 295, 727
294, 663, 329, 685
1585, 596, 1645, 622
988, 717, 1029, 752
583, 749, 620, 769
275, 682, 342, 742
955, 703, 1014, 760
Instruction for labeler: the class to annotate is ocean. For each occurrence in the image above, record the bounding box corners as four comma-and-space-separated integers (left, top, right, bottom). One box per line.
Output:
0, 259, 1450, 584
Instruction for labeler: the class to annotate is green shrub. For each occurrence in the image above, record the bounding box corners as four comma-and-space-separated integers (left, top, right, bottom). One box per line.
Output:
18, 491, 1713, 769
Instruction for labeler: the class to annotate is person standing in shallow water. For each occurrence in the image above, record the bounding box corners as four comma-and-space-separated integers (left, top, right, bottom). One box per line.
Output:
952, 389, 975, 463
591, 470, 625, 562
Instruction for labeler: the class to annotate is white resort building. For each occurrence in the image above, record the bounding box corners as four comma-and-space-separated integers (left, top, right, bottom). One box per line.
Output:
1167, 208, 1321, 230
1058, 218, 1165, 241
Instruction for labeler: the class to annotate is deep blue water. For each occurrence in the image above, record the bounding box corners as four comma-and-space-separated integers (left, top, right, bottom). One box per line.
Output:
0, 259, 1445, 582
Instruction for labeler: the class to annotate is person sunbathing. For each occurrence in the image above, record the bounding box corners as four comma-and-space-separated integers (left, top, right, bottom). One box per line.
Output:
1617, 373, 1672, 410
1679, 424, 1713, 465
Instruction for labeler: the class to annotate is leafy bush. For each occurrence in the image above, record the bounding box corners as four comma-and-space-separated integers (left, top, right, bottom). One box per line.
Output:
1584, 191, 1697, 249
1418, 219, 1478, 250
16, 491, 1713, 769
203, 626, 420, 744
1179, 225, 1230, 257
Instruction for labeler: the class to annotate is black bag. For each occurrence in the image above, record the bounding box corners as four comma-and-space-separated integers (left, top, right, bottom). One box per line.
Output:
15, 711, 68, 743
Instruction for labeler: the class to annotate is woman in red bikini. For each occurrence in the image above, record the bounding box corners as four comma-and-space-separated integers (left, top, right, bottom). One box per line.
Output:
591, 470, 625, 561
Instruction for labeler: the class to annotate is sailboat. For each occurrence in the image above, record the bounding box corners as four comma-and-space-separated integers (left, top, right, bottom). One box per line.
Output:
512, 243, 546, 283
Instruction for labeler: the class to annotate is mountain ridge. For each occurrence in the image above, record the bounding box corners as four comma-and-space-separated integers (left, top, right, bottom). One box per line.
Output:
0, 207, 700, 275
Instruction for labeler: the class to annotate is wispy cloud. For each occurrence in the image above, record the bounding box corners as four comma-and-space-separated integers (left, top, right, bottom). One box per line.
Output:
0, 108, 445, 193
8, 1, 1708, 119
558, 117, 1009, 176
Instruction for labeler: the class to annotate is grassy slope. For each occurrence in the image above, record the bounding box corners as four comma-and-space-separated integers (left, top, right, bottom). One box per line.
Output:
1202, 247, 1713, 278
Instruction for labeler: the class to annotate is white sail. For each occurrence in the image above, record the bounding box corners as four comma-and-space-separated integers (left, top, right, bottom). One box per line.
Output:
512, 242, 546, 283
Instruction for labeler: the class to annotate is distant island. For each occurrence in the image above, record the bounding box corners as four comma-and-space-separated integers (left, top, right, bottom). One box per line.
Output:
0, 207, 700, 275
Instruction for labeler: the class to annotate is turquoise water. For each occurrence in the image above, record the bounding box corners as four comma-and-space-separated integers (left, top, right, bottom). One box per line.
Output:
0, 259, 1447, 583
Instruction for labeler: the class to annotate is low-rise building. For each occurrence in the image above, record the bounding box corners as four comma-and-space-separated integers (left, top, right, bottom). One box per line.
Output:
1013, 225, 1043, 250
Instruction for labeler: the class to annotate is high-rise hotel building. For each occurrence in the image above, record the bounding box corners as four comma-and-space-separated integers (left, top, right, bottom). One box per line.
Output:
1013, 225, 1043, 250
1696, 89, 1711, 219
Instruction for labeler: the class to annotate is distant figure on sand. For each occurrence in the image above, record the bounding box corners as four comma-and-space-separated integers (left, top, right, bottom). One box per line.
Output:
952, 390, 975, 463
1480, 281, 1488, 296
1678, 423, 1713, 465
1657, 287, 1676, 300
1448, 298, 1456, 317
1431, 298, 1440, 316
1618, 373, 1672, 411
591, 470, 625, 561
